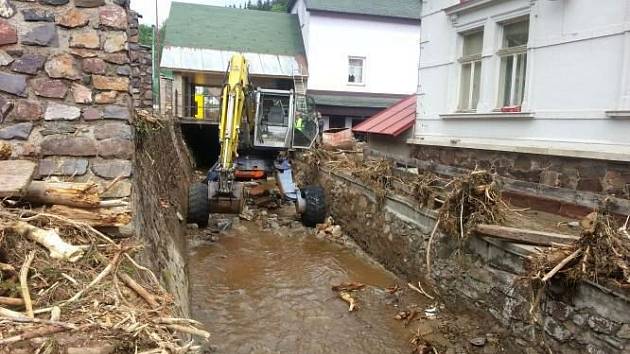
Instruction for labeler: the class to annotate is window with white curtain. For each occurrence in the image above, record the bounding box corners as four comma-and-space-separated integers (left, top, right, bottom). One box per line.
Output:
458, 31, 483, 111
348, 57, 365, 85
498, 20, 529, 108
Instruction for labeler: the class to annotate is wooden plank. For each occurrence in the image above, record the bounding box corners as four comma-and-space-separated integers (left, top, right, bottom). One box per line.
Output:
475, 224, 579, 247
0, 160, 36, 197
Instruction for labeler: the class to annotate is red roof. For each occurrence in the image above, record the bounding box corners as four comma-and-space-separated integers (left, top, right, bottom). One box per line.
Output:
352, 95, 416, 137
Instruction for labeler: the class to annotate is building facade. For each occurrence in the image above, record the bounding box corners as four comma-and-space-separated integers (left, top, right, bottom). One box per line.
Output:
412, 0, 630, 162
289, 0, 422, 130
160, 2, 306, 124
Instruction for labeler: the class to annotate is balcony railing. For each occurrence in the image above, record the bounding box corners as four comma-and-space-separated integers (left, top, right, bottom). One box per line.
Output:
175, 93, 221, 124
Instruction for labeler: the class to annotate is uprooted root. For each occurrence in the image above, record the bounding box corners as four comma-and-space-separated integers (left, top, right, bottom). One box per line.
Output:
528, 209, 630, 287
0, 206, 208, 352
438, 169, 505, 239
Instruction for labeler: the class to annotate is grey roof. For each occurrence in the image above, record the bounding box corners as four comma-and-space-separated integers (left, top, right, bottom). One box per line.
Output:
290, 0, 421, 20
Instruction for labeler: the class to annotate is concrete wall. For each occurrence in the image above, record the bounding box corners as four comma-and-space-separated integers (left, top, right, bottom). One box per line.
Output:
365, 131, 413, 162
0, 0, 135, 200
413, 0, 630, 161
294, 8, 420, 95
311, 166, 630, 353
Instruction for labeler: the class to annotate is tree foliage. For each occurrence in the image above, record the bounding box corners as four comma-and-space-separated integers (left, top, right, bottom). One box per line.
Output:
246, 0, 289, 12
139, 24, 152, 46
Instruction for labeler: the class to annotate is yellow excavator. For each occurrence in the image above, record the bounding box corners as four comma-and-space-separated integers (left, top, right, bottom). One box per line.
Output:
186, 54, 326, 227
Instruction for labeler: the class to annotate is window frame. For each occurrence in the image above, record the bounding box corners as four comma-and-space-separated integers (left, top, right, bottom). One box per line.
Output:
457, 30, 484, 112
347, 56, 366, 86
496, 19, 529, 109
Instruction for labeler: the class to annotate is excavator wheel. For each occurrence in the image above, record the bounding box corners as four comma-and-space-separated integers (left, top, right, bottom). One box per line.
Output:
187, 183, 209, 228
300, 186, 327, 227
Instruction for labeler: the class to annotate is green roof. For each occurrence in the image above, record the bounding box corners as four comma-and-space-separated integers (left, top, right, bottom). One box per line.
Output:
312, 94, 401, 108
164, 2, 305, 56
302, 0, 421, 20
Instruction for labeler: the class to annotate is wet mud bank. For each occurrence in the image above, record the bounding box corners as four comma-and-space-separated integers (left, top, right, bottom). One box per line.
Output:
134, 121, 194, 316
298, 161, 630, 353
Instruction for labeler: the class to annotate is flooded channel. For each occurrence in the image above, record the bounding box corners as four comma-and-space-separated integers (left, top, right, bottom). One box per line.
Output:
189, 209, 514, 353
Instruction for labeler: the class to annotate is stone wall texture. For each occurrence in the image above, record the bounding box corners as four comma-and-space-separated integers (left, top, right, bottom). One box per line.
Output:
0, 0, 136, 200
127, 10, 151, 109
411, 146, 630, 200
310, 166, 630, 354
134, 121, 193, 317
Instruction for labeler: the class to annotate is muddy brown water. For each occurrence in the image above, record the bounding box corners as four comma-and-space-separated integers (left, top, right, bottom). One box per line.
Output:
189, 215, 513, 354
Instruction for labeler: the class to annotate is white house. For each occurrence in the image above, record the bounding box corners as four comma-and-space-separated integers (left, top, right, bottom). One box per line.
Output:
411, 0, 630, 162
289, 0, 422, 130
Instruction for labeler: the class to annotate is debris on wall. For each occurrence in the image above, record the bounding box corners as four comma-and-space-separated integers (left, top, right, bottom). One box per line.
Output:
295, 147, 630, 353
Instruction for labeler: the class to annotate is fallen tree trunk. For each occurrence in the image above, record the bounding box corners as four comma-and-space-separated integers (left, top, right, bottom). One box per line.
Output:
25, 181, 100, 208
47, 205, 131, 227
10, 221, 84, 262
0, 296, 24, 307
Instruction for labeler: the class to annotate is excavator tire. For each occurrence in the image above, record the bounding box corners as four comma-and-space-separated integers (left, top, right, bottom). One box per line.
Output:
187, 183, 209, 228
301, 186, 327, 227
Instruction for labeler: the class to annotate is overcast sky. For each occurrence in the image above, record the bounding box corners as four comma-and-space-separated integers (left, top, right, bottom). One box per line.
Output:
131, 0, 248, 25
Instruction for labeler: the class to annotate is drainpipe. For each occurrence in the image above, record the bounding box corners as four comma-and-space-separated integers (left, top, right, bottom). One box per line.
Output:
152, 25, 161, 112
413, 3, 425, 140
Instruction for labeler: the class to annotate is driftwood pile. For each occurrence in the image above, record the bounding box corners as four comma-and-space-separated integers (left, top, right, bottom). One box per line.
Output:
528, 209, 630, 287
437, 169, 504, 240
0, 160, 208, 351
0, 205, 208, 352
305, 148, 505, 240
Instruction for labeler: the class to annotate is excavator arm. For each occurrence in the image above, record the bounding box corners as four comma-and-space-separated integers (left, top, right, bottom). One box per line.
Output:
218, 54, 249, 172
208, 54, 250, 213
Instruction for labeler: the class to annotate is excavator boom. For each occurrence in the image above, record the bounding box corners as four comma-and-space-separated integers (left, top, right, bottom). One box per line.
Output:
208, 54, 250, 213
218, 54, 249, 170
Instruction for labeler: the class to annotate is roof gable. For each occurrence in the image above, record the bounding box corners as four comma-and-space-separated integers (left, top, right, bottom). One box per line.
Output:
302, 0, 421, 21
164, 2, 305, 56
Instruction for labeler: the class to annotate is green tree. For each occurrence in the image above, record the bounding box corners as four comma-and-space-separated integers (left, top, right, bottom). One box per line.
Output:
139, 24, 153, 46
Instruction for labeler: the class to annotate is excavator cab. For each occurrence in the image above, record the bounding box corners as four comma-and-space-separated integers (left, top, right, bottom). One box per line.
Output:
252, 88, 318, 150
253, 89, 294, 149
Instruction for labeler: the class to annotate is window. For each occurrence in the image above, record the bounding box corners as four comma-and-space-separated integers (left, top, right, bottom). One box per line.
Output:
348, 57, 365, 85
458, 31, 483, 111
328, 115, 346, 129
498, 20, 529, 109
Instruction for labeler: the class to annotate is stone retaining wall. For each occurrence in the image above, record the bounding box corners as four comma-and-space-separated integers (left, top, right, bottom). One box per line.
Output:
133, 121, 193, 317
411, 145, 630, 200
0, 0, 135, 201
311, 166, 630, 353
128, 10, 151, 109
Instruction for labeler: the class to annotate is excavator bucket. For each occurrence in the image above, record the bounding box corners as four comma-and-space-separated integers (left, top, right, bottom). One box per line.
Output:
208, 181, 244, 214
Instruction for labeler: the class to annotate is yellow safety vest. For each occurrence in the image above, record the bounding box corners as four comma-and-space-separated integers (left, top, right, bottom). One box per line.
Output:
295, 116, 304, 131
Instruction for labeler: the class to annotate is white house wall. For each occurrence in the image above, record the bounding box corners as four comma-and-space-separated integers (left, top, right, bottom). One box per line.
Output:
305, 13, 420, 94
291, 0, 310, 54
414, 0, 630, 161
